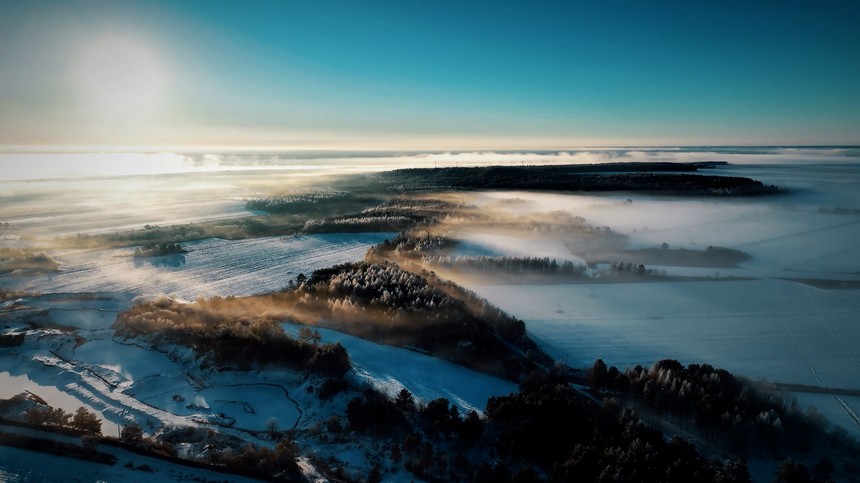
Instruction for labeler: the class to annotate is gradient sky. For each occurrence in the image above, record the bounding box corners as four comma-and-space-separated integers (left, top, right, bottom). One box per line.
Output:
1, 0, 858, 149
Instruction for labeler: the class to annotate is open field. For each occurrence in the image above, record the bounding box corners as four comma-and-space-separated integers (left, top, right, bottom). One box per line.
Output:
2, 233, 393, 300
283, 322, 518, 415
468, 280, 860, 439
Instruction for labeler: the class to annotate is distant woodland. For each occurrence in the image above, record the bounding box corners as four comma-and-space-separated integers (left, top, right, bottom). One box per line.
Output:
371, 163, 780, 195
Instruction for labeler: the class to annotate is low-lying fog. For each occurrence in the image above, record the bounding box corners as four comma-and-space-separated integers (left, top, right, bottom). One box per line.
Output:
2, 149, 859, 438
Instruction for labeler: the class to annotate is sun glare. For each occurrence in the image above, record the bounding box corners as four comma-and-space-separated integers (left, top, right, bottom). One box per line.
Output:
73, 36, 167, 120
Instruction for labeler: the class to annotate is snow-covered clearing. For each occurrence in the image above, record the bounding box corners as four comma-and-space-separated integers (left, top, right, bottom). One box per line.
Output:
468, 280, 860, 437
282, 323, 518, 414
470, 280, 860, 388
197, 384, 301, 432
3, 233, 394, 300
74, 339, 180, 385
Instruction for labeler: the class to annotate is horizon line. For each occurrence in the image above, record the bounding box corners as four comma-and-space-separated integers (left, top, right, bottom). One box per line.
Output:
1, 144, 858, 154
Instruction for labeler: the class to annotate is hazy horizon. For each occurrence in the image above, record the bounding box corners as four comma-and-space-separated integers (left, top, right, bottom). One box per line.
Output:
2, 145, 859, 181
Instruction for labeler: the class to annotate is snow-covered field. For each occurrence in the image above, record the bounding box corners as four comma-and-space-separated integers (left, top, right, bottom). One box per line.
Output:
0, 173, 260, 239
455, 164, 860, 437
2, 233, 393, 300
283, 323, 518, 414
470, 280, 860, 387
467, 281, 860, 437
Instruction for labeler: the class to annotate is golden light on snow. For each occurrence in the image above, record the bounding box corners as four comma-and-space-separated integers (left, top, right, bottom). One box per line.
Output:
73, 35, 167, 120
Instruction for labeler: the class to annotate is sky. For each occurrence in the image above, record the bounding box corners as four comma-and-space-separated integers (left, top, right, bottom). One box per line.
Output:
1, 0, 859, 150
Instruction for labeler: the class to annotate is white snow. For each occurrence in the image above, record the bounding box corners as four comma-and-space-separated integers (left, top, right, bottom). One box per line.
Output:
469, 280, 860, 388
196, 384, 301, 432
3, 233, 394, 300
0, 372, 113, 435
0, 427, 261, 482
282, 323, 518, 414
74, 339, 181, 385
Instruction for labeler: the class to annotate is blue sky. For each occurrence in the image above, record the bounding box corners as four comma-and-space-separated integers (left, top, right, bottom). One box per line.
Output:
1, 0, 858, 149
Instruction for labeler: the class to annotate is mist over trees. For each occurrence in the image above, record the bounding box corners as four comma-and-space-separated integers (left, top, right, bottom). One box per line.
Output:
114, 299, 350, 376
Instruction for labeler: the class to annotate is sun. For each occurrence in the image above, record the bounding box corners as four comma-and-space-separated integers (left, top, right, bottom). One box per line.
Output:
73, 35, 167, 120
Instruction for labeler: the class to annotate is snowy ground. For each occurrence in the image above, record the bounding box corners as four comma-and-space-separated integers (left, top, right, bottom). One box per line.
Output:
0, 293, 305, 439
0, 172, 261, 240
283, 323, 518, 415
468, 280, 860, 438
455, 164, 860, 439
469, 281, 860, 386
0, 422, 262, 483
2, 233, 394, 300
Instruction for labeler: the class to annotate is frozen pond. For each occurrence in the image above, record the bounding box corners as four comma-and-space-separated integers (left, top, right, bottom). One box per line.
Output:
197, 384, 301, 432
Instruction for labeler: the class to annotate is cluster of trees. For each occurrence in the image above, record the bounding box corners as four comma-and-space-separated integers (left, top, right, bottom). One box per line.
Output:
307, 261, 457, 315
345, 388, 483, 439
114, 300, 350, 376
133, 242, 187, 258
0, 333, 25, 347
24, 405, 102, 435
605, 261, 660, 276
486, 371, 752, 482
114, 258, 549, 380
0, 287, 27, 302
303, 197, 463, 234
0, 432, 117, 466
245, 191, 349, 213
66, 219, 275, 249
292, 262, 540, 379
149, 424, 302, 480
358, 197, 462, 219
368, 232, 453, 259
0, 247, 59, 275
303, 214, 415, 233
424, 255, 586, 277
589, 359, 858, 459
341, 387, 488, 481
374, 164, 779, 196
339, 371, 756, 482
